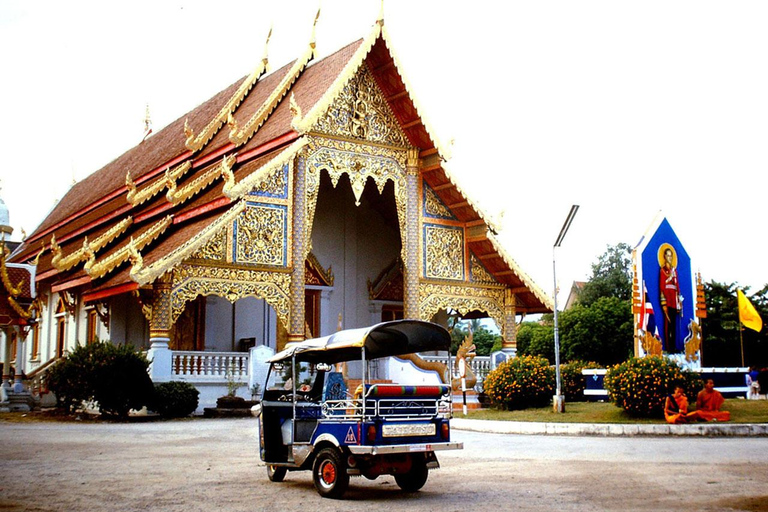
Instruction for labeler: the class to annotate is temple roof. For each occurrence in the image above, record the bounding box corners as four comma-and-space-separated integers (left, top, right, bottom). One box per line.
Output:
12, 16, 552, 315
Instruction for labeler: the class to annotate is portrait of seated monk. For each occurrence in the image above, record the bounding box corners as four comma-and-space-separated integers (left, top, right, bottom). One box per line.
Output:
664, 385, 703, 424
695, 379, 731, 422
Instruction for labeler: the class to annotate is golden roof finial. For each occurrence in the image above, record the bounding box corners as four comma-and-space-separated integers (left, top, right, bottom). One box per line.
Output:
261, 24, 273, 72
310, 7, 321, 53
377, 0, 384, 26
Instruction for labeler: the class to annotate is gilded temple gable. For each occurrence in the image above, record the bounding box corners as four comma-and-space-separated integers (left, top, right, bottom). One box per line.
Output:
312, 65, 408, 148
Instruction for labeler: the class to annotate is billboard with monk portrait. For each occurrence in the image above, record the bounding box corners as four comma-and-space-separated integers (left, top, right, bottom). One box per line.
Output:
632, 216, 702, 367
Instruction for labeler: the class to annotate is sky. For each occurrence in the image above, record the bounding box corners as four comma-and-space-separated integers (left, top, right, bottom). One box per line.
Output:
1, 0, 767, 308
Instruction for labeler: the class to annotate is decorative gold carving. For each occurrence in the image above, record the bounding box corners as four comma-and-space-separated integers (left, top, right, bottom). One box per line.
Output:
51, 217, 133, 272
684, 320, 702, 363
87, 215, 173, 279
305, 136, 406, 207
424, 225, 464, 281
424, 186, 454, 219
637, 329, 663, 357
312, 65, 407, 147
470, 253, 497, 284
59, 290, 77, 317
250, 163, 289, 198
184, 29, 271, 152
418, 281, 505, 338
306, 251, 334, 286
228, 15, 318, 147
94, 302, 110, 329
131, 202, 246, 286
1, 244, 23, 297
126, 162, 191, 206
452, 331, 477, 391
190, 227, 226, 262
170, 263, 291, 328
166, 155, 235, 205
234, 204, 286, 266
224, 137, 308, 200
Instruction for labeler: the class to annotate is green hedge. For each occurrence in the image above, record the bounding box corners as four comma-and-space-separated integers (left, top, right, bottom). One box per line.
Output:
154, 381, 199, 418
604, 355, 702, 418
46, 341, 155, 418
483, 355, 555, 410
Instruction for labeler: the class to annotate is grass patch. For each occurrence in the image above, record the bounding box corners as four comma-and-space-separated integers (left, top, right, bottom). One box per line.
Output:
465, 399, 768, 424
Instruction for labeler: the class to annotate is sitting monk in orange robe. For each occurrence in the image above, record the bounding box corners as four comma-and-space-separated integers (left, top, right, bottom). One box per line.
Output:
665, 385, 703, 424
695, 379, 731, 422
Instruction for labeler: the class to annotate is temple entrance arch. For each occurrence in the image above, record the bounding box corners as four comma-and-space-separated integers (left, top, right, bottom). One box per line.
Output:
309, 167, 402, 331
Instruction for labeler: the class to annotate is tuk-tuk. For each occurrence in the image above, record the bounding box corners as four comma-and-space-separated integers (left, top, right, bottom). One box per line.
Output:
252, 320, 463, 498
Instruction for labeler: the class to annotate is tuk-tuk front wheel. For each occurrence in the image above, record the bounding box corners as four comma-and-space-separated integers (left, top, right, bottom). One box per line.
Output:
394, 454, 428, 492
267, 464, 287, 482
312, 447, 349, 499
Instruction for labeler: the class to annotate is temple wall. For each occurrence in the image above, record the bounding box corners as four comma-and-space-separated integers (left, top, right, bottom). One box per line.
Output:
108, 294, 149, 349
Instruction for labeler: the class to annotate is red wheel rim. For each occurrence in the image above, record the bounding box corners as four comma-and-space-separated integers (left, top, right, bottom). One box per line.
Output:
321, 461, 337, 485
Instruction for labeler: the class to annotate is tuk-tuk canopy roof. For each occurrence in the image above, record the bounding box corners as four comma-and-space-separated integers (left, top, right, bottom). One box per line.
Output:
267, 320, 450, 364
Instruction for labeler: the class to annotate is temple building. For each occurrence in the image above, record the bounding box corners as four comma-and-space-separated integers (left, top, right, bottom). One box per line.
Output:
2, 14, 551, 407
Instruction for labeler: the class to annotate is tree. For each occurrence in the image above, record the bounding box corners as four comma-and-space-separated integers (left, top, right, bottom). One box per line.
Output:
559, 296, 633, 366
702, 281, 768, 367
577, 243, 632, 307
516, 317, 555, 363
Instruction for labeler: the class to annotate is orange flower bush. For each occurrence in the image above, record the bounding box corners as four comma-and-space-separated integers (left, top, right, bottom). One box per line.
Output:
484, 355, 555, 410
604, 355, 701, 417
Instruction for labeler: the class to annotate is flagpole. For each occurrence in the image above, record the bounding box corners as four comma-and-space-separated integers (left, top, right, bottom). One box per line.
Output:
740, 322, 745, 368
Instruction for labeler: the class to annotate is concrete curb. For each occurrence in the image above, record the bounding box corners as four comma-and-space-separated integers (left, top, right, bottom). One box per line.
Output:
451, 418, 768, 437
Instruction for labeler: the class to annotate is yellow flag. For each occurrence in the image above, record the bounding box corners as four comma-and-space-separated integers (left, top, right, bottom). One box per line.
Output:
738, 289, 763, 332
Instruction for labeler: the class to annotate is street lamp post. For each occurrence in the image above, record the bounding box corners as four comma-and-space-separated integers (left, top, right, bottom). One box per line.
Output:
552, 205, 579, 413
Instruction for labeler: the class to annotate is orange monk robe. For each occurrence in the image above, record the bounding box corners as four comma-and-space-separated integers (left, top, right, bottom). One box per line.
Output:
696, 389, 731, 422
665, 394, 692, 424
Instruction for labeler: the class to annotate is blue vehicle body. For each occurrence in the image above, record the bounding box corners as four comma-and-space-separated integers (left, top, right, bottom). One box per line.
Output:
253, 320, 462, 498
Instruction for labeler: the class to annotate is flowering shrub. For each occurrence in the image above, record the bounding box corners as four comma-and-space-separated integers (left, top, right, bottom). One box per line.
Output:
483, 355, 555, 410
560, 360, 602, 402
604, 355, 700, 417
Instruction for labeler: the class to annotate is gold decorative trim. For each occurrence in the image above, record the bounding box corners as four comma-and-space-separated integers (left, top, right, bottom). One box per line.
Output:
51, 217, 133, 271
486, 233, 553, 311
126, 162, 191, 206
170, 262, 291, 328
166, 155, 235, 205
470, 253, 497, 285
131, 202, 246, 286
0, 243, 23, 297
223, 137, 309, 199
86, 215, 173, 279
228, 41, 316, 147
184, 28, 272, 152
293, 19, 383, 135
306, 251, 334, 286
418, 281, 506, 339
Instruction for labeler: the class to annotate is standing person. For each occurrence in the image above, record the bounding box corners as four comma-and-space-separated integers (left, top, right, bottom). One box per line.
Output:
695, 379, 731, 422
665, 385, 702, 424
659, 246, 682, 353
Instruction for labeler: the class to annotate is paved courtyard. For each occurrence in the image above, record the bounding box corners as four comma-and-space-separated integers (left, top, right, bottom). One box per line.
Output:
1, 418, 767, 511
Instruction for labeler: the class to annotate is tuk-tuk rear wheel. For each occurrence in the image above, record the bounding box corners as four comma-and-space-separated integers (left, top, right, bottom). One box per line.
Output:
312, 447, 349, 499
267, 464, 287, 482
394, 454, 428, 492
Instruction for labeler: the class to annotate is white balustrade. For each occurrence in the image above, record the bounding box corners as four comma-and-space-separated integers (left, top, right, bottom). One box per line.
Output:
171, 351, 249, 380
420, 354, 492, 381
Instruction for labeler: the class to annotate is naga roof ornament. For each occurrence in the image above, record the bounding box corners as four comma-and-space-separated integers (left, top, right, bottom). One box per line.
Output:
126, 162, 192, 206
183, 27, 274, 153
50, 216, 133, 272
228, 9, 320, 147
86, 215, 173, 279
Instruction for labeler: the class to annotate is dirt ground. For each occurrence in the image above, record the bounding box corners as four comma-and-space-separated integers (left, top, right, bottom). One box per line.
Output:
2, 417, 768, 512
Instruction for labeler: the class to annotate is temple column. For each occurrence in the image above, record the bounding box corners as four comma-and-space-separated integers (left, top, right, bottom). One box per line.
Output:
403, 149, 420, 320
1, 326, 11, 388
288, 158, 307, 345
502, 289, 517, 356
13, 325, 25, 392
147, 275, 173, 382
